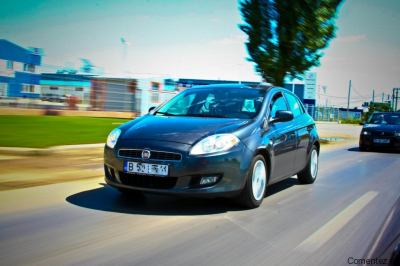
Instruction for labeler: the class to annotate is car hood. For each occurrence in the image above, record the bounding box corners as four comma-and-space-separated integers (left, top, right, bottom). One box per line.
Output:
120, 115, 251, 145
363, 124, 400, 132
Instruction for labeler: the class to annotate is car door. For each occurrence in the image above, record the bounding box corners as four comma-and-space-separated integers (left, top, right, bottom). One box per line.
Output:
267, 92, 297, 183
284, 92, 311, 173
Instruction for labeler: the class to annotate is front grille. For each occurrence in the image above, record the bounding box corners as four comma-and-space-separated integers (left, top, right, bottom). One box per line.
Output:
371, 131, 394, 137
119, 172, 178, 189
118, 149, 182, 161
119, 149, 142, 158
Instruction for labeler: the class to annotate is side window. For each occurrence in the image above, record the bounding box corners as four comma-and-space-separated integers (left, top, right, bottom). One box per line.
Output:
297, 99, 305, 114
285, 93, 302, 117
269, 93, 288, 118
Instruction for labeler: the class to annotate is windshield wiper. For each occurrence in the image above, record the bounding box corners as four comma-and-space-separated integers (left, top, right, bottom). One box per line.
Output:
155, 112, 225, 118
154, 111, 177, 116
181, 114, 226, 118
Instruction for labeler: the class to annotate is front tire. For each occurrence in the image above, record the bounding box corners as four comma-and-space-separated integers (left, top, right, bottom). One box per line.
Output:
297, 146, 318, 184
236, 155, 267, 209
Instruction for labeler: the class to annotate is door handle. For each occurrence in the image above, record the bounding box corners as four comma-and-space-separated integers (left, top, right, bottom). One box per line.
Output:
290, 133, 296, 138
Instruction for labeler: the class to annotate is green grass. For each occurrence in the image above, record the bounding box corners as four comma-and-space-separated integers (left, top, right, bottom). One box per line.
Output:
339, 118, 363, 124
0, 116, 132, 148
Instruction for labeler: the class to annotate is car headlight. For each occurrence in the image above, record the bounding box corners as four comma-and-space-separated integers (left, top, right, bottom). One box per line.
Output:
190, 134, 240, 155
361, 131, 371, 135
395, 132, 400, 137
106, 128, 121, 148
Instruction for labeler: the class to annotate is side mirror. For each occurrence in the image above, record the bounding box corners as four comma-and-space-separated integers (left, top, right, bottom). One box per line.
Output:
148, 106, 156, 113
359, 122, 364, 125
269, 110, 294, 124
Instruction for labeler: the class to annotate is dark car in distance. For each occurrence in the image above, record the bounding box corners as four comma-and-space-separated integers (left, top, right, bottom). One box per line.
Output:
359, 112, 400, 151
104, 84, 320, 208
41, 93, 67, 102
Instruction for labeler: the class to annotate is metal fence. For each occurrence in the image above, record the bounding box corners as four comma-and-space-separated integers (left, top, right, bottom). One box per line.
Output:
89, 79, 178, 114
0, 87, 178, 115
1, 92, 342, 121
305, 105, 340, 122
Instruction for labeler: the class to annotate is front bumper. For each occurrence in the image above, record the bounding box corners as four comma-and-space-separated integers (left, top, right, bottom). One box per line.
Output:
359, 135, 400, 150
104, 139, 254, 198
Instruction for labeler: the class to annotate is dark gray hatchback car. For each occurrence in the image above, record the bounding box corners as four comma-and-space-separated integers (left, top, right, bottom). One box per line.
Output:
104, 84, 320, 208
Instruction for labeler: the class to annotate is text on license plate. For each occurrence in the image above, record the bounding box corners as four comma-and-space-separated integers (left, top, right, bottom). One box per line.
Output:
124, 161, 168, 176
373, 139, 390, 143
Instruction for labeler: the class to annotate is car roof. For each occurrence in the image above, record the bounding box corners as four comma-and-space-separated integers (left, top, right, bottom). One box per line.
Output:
188, 84, 275, 91
372, 111, 400, 115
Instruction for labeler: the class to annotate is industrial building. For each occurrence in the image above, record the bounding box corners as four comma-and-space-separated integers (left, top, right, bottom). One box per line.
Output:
0, 39, 42, 98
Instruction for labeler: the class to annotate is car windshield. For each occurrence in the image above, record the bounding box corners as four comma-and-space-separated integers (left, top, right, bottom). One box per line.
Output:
155, 88, 266, 119
367, 114, 400, 125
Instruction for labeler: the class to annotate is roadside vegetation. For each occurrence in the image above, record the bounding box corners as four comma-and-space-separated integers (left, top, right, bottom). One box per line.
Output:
339, 118, 362, 124
362, 103, 393, 121
0, 115, 132, 148
239, 0, 343, 86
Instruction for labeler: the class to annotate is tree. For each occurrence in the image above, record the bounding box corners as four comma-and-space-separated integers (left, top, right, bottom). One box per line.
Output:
239, 0, 344, 86
362, 103, 393, 121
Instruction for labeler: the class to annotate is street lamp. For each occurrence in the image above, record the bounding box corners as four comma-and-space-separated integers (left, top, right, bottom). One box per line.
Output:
121, 38, 131, 75
121, 38, 132, 112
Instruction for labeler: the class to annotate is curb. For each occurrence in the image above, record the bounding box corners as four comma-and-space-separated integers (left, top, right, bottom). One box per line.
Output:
0, 143, 105, 156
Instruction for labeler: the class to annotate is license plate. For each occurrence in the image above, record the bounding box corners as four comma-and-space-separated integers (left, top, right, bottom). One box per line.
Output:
124, 161, 168, 176
373, 139, 390, 143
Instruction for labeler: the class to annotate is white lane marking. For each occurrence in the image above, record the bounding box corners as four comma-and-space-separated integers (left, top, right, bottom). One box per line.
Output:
295, 191, 378, 253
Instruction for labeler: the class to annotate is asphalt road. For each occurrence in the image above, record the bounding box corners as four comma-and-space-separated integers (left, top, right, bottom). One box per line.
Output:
0, 141, 399, 266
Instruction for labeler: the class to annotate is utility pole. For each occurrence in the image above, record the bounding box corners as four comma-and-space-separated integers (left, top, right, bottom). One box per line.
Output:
393, 88, 395, 109
347, 80, 351, 119
382, 93, 384, 103
372, 90, 375, 103
396, 88, 399, 111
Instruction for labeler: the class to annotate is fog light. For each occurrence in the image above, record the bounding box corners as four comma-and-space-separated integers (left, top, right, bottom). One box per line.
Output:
200, 176, 219, 185
107, 166, 117, 181
107, 166, 113, 176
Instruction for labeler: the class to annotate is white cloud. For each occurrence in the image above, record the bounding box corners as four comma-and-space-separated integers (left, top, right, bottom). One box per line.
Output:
210, 34, 247, 45
336, 34, 367, 43
213, 18, 220, 22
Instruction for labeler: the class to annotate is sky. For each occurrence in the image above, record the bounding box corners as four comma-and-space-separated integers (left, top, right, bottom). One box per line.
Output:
1, 0, 399, 107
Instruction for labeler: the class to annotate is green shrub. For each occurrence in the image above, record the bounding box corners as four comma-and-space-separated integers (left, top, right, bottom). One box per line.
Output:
362, 103, 393, 121
340, 118, 362, 124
